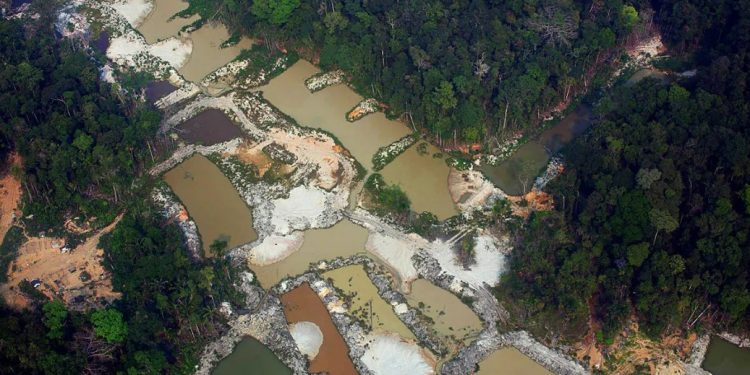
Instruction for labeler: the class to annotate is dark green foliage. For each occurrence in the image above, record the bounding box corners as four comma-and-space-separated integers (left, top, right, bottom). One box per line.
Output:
365, 173, 411, 215
0, 226, 24, 283
42, 300, 68, 340
188, 0, 643, 142
0, 19, 160, 231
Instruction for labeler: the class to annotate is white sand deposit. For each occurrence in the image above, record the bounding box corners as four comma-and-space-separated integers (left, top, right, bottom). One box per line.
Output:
289, 321, 324, 360
431, 234, 506, 288
366, 232, 418, 291
107, 34, 192, 70
109, 0, 153, 28
271, 186, 329, 235
248, 232, 304, 266
361, 334, 435, 375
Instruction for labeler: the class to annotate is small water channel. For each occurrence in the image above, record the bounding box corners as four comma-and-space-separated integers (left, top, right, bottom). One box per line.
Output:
176, 108, 243, 145
163, 154, 256, 255
481, 106, 592, 195
324, 265, 415, 339
136, 0, 198, 44
212, 336, 291, 375
250, 220, 369, 288
477, 347, 552, 375
702, 337, 750, 375
280, 282, 358, 375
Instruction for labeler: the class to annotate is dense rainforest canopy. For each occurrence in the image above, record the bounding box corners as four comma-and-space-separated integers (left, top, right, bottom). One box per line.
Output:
0, 13, 159, 230
0, 16, 237, 374
185, 0, 648, 144
501, 0, 750, 342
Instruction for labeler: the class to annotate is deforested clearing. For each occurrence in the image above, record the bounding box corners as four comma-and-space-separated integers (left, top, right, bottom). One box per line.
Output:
109, 0, 153, 28
365, 231, 418, 292
271, 186, 330, 235
107, 35, 192, 70
431, 234, 507, 288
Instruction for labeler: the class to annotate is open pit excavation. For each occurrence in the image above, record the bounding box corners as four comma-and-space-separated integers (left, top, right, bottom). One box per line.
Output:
6, 2, 731, 375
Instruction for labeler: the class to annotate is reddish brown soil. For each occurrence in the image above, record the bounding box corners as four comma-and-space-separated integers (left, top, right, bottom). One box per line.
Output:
281, 282, 357, 375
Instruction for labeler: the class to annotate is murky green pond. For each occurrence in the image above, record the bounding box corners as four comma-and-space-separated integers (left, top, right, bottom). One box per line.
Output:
482, 106, 591, 195
405, 279, 481, 346
702, 337, 750, 375
212, 336, 291, 375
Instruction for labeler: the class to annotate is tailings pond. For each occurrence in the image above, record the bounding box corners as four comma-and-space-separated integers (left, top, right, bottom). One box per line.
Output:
405, 279, 481, 346
260, 60, 457, 217
481, 106, 592, 195
380, 142, 457, 219
179, 23, 253, 82
212, 336, 291, 375
702, 337, 750, 375
163, 154, 256, 255
324, 265, 415, 339
145, 80, 176, 103
136, 0, 199, 44
250, 220, 369, 288
477, 347, 552, 375
281, 283, 358, 375
177, 108, 243, 145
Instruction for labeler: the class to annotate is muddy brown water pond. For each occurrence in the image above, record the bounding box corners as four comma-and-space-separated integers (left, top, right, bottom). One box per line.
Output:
380, 143, 458, 220
405, 279, 481, 346
136, 0, 199, 44
260, 60, 411, 169
476, 347, 552, 375
261, 60, 457, 217
250, 220, 369, 288
177, 108, 243, 145
163, 155, 256, 255
702, 337, 750, 375
212, 336, 291, 375
145, 80, 176, 103
281, 282, 358, 375
481, 106, 592, 195
179, 23, 253, 82
324, 265, 415, 339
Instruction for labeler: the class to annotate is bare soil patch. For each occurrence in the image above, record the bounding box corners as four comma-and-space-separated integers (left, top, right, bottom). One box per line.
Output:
0, 215, 123, 310
0, 153, 22, 245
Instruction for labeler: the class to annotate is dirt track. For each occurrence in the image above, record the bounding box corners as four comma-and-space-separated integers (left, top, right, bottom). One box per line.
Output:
0, 214, 123, 310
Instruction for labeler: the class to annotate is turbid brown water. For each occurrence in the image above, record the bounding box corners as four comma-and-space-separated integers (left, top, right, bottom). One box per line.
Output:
324, 265, 415, 339
702, 337, 750, 375
136, 0, 199, 44
250, 220, 369, 288
145, 80, 176, 103
163, 155, 256, 255
281, 283, 357, 375
261, 60, 457, 217
177, 108, 243, 145
405, 279, 481, 345
259, 60, 411, 169
380, 143, 458, 220
212, 336, 291, 375
477, 347, 552, 375
482, 106, 592, 195
179, 23, 253, 82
